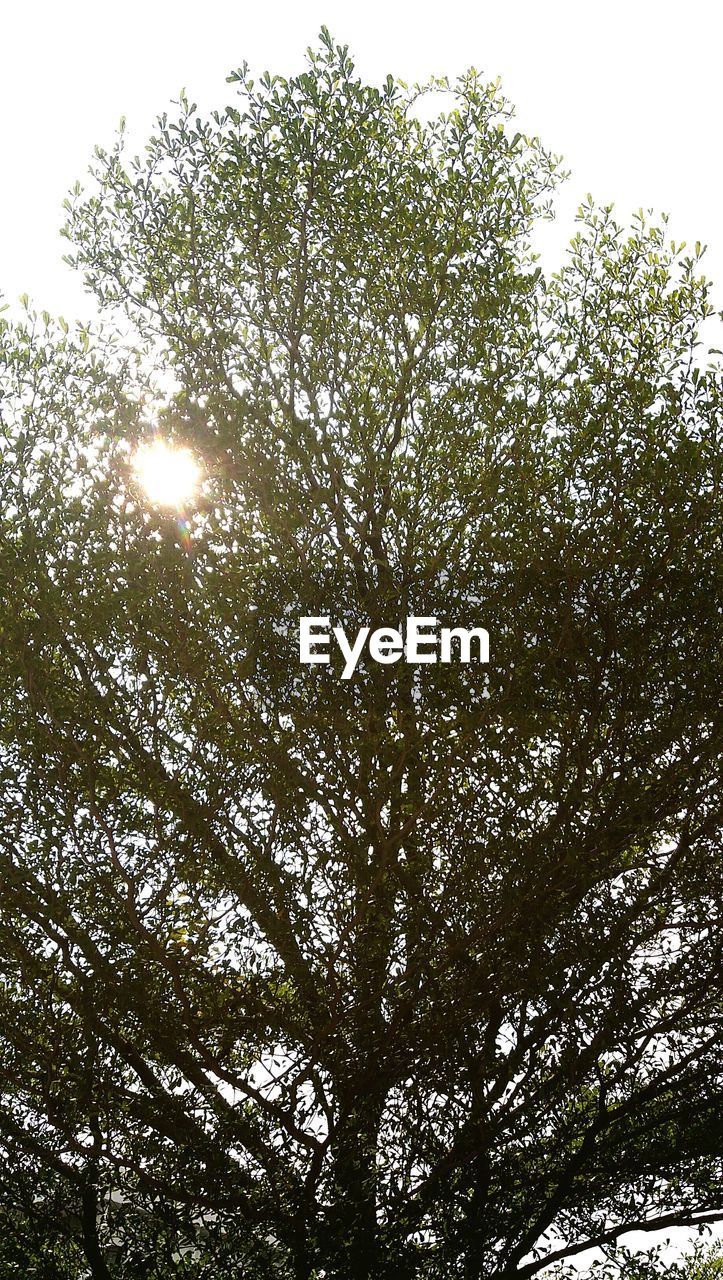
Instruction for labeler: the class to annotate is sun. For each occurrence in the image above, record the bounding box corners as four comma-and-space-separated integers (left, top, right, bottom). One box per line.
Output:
132, 439, 201, 507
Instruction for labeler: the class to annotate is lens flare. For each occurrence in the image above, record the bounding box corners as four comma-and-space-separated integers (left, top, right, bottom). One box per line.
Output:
132, 440, 200, 507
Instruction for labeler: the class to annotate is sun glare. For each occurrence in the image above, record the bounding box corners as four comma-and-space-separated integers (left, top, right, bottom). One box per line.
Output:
132, 440, 200, 507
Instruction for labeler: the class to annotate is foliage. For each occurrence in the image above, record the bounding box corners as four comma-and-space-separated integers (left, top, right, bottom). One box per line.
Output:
550, 1241, 723, 1279
0, 28, 722, 1280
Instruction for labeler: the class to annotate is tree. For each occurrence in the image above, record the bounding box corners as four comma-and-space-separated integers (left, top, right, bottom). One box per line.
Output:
0, 28, 722, 1280
552, 1243, 723, 1280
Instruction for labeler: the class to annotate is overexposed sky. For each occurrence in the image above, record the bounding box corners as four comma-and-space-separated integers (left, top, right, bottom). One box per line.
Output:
1, 0, 722, 323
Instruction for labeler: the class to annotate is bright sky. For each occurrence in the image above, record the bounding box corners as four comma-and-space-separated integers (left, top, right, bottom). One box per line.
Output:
1, 0, 723, 326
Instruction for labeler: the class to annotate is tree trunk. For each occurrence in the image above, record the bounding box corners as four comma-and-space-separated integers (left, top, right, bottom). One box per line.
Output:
80, 1181, 112, 1280
325, 1091, 384, 1280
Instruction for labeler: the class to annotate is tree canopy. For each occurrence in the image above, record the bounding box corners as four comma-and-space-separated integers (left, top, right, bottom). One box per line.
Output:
0, 28, 721, 1280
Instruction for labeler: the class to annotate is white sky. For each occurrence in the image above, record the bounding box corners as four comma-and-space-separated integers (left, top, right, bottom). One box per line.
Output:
1, 0, 721, 1266
1, 0, 723, 325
